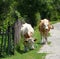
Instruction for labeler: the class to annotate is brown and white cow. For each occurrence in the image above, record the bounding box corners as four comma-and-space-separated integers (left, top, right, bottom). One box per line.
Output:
39, 19, 54, 44
21, 23, 36, 51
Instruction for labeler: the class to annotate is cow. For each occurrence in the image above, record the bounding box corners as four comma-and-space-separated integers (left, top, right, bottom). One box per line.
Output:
39, 19, 54, 44
21, 23, 36, 52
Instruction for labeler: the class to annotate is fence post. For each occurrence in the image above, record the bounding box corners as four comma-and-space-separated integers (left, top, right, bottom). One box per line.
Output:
7, 22, 11, 55
3, 28, 7, 55
11, 26, 15, 55
0, 28, 2, 56
0, 21, 16, 56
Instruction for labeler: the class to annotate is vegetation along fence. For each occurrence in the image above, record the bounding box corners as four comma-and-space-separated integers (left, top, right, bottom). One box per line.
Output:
0, 22, 15, 56
0, 19, 22, 56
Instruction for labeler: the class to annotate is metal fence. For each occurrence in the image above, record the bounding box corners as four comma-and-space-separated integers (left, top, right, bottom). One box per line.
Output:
0, 22, 15, 56
0, 20, 22, 56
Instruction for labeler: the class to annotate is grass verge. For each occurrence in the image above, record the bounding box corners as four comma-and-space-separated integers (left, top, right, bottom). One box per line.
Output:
0, 27, 46, 59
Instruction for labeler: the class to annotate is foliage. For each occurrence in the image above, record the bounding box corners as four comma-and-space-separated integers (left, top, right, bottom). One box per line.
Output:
0, 0, 60, 27
1, 26, 46, 59
0, 0, 60, 58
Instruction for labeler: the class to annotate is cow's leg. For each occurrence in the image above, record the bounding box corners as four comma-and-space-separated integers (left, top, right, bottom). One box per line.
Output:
40, 34, 43, 44
40, 33, 45, 44
41, 36, 43, 43
24, 46, 28, 52
41, 36, 46, 44
45, 36, 48, 44
45, 32, 48, 44
24, 41, 29, 52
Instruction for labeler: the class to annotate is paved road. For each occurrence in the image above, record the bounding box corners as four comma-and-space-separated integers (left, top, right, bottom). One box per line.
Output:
38, 22, 60, 59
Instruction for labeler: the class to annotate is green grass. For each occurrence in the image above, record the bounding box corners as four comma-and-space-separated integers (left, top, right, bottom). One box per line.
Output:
0, 27, 46, 59
1, 20, 60, 59
50, 20, 60, 24
47, 41, 51, 45
1, 51, 46, 59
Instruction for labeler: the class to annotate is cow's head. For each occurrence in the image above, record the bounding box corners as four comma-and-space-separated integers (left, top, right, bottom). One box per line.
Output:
42, 19, 49, 30
41, 19, 54, 31
24, 37, 37, 50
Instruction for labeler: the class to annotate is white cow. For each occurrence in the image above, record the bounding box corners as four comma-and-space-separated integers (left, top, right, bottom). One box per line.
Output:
21, 23, 36, 51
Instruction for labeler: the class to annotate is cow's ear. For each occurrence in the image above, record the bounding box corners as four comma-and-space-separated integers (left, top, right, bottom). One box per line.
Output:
49, 25, 54, 29
39, 19, 43, 23
40, 20, 44, 23
34, 38, 37, 41
51, 25, 54, 29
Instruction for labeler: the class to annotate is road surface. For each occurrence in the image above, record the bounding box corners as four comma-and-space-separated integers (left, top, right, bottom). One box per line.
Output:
38, 22, 60, 59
